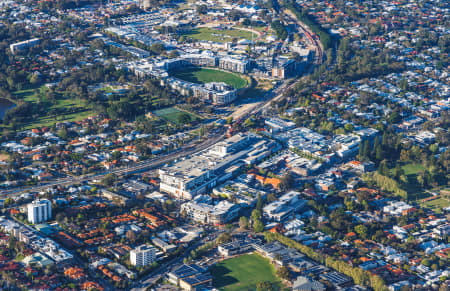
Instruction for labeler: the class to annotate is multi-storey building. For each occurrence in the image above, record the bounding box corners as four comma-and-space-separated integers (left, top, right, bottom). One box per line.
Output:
159, 134, 276, 199
130, 244, 156, 267
263, 191, 307, 222
180, 200, 240, 225
10, 38, 40, 54
219, 57, 250, 73
272, 58, 299, 79
27, 199, 52, 224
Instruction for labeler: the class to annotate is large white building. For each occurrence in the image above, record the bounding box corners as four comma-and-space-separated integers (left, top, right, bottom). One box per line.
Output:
130, 244, 156, 267
181, 200, 240, 225
27, 199, 52, 224
263, 191, 306, 222
159, 134, 276, 199
10, 38, 40, 54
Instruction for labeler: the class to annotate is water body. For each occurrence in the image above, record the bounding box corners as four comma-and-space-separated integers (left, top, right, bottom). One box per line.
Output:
0, 98, 16, 119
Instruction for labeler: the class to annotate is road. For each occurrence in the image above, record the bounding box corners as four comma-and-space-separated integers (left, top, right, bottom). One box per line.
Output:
230, 8, 324, 122
130, 235, 211, 291
0, 132, 225, 198
0, 7, 326, 291
128, 8, 326, 291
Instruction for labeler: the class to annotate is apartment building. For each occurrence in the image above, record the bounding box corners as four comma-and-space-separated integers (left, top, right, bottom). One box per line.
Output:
130, 244, 156, 267
219, 57, 250, 73
180, 200, 240, 225
10, 38, 40, 54
272, 59, 298, 79
27, 199, 52, 224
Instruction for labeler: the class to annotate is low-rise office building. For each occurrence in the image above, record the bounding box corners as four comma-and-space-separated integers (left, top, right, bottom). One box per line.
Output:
181, 200, 240, 225
263, 191, 307, 222
168, 264, 212, 291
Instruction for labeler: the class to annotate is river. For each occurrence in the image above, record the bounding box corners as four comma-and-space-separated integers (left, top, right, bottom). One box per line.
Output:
0, 98, 16, 119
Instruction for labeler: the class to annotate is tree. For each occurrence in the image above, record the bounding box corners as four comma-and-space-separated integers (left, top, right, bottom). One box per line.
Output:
253, 219, 264, 232
344, 123, 354, 132
394, 164, 404, 180
239, 216, 249, 229
150, 43, 165, 55
279, 172, 294, 191
101, 173, 117, 187
267, 193, 276, 202
417, 171, 427, 187
243, 118, 255, 128
256, 281, 274, 291
276, 266, 290, 280
251, 209, 261, 222
57, 127, 69, 140
126, 230, 136, 243
378, 160, 389, 176
256, 194, 263, 210
177, 113, 191, 125
216, 232, 231, 244
30, 73, 42, 85
4, 197, 14, 207
8, 237, 16, 251
355, 224, 368, 239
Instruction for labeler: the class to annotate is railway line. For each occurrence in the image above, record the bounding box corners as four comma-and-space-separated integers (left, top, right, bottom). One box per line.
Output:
0, 8, 326, 202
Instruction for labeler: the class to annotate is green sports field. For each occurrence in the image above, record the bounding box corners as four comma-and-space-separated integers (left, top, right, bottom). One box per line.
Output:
153, 107, 199, 125
210, 253, 282, 291
170, 68, 247, 89
181, 27, 257, 43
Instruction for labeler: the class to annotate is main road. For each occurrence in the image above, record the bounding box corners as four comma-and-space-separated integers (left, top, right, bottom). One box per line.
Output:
128, 8, 326, 290
0, 132, 225, 198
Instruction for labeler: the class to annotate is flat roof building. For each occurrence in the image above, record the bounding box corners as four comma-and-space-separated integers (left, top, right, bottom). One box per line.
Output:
159, 134, 275, 199
181, 200, 240, 225
130, 244, 156, 267
263, 191, 307, 222
27, 199, 52, 224
10, 38, 40, 54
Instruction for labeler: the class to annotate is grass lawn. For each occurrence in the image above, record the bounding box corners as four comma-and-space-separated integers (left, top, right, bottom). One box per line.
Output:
401, 163, 426, 176
210, 253, 282, 291
153, 107, 199, 125
389, 163, 428, 199
171, 68, 247, 89
11, 86, 94, 130
243, 79, 274, 99
181, 27, 257, 43
235, 24, 269, 33
421, 197, 450, 213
